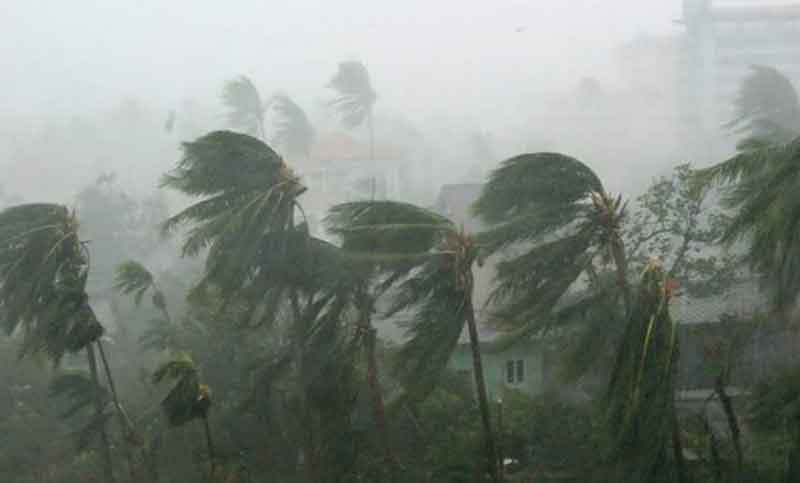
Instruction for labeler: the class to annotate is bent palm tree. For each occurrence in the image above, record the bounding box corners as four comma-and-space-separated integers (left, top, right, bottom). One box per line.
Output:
473, 152, 631, 333
268, 92, 315, 159
0, 204, 114, 481
162, 129, 352, 481
327, 200, 500, 483
152, 353, 215, 473
695, 67, 800, 316
222, 75, 267, 139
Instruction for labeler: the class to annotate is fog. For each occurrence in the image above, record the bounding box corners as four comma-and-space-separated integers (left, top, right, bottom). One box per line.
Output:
1, 0, 685, 201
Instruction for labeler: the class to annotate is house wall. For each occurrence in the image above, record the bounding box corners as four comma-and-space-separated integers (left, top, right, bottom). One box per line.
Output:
449, 342, 546, 400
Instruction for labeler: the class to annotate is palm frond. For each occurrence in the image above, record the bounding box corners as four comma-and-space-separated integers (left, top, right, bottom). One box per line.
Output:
472, 152, 603, 226
222, 75, 265, 137
327, 61, 377, 128
114, 260, 154, 306
268, 92, 315, 158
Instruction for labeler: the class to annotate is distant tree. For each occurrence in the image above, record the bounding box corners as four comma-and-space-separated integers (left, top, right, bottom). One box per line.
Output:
327, 61, 378, 194
222, 76, 266, 139
268, 92, 315, 159
725, 65, 800, 144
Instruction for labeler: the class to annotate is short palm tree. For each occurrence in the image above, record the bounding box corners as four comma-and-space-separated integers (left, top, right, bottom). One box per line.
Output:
0, 204, 114, 481
268, 92, 315, 160
114, 260, 171, 322
326, 200, 500, 483
152, 353, 216, 473
222, 75, 267, 139
695, 66, 800, 317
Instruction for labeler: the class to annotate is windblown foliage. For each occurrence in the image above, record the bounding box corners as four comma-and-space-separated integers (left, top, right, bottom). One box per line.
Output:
0, 203, 103, 361
268, 93, 315, 158
473, 153, 627, 333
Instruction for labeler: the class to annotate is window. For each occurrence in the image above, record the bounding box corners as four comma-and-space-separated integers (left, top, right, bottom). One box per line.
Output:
505, 359, 525, 385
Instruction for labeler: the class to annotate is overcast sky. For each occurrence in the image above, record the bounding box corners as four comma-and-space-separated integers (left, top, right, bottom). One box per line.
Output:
2, 0, 684, 120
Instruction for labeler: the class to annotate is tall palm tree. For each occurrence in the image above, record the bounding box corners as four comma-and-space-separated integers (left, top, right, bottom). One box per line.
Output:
0, 204, 114, 481
695, 66, 800, 317
151, 353, 216, 474
222, 75, 267, 139
268, 92, 315, 160
161, 129, 356, 481
326, 200, 500, 483
327, 61, 378, 195
474, 153, 688, 480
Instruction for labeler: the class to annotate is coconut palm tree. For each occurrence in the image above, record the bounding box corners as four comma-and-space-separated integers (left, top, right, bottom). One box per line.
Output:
161, 129, 361, 481
151, 353, 216, 473
326, 200, 500, 483
327, 61, 378, 195
268, 92, 315, 160
222, 75, 267, 139
0, 204, 115, 481
473, 153, 690, 480
695, 66, 800, 317
472, 152, 631, 332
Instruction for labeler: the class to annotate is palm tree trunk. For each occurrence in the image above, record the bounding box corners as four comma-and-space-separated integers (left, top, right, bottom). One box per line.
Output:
202, 415, 216, 476
364, 320, 395, 480
670, 401, 689, 483
95, 339, 138, 479
611, 235, 631, 314
715, 375, 743, 476
86, 344, 114, 483
465, 294, 500, 483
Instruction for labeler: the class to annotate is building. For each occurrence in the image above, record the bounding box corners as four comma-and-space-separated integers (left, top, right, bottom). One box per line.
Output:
679, 0, 800, 161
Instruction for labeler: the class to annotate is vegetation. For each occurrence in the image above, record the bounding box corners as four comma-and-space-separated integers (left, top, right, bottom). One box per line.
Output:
3, 62, 800, 483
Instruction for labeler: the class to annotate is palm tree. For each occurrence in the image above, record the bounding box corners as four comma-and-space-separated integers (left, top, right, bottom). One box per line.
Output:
0, 204, 114, 482
472, 152, 631, 331
222, 75, 267, 139
327, 61, 378, 195
115, 260, 172, 322
604, 258, 686, 482
268, 92, 315, 160
161, 129, 357, 481
326, 200, 500, 483
695, 66, 800, 318
151, 353, 216, 474
473, 153, 689, 480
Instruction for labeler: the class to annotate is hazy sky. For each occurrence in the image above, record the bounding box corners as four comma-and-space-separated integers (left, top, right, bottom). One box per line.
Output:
2, 0, 683, 120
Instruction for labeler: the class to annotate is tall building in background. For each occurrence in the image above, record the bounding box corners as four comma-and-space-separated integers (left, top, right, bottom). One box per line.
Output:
679, 0, 800, 162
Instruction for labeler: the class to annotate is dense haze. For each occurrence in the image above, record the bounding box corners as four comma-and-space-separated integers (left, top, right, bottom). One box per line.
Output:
2, 1, 685, 201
